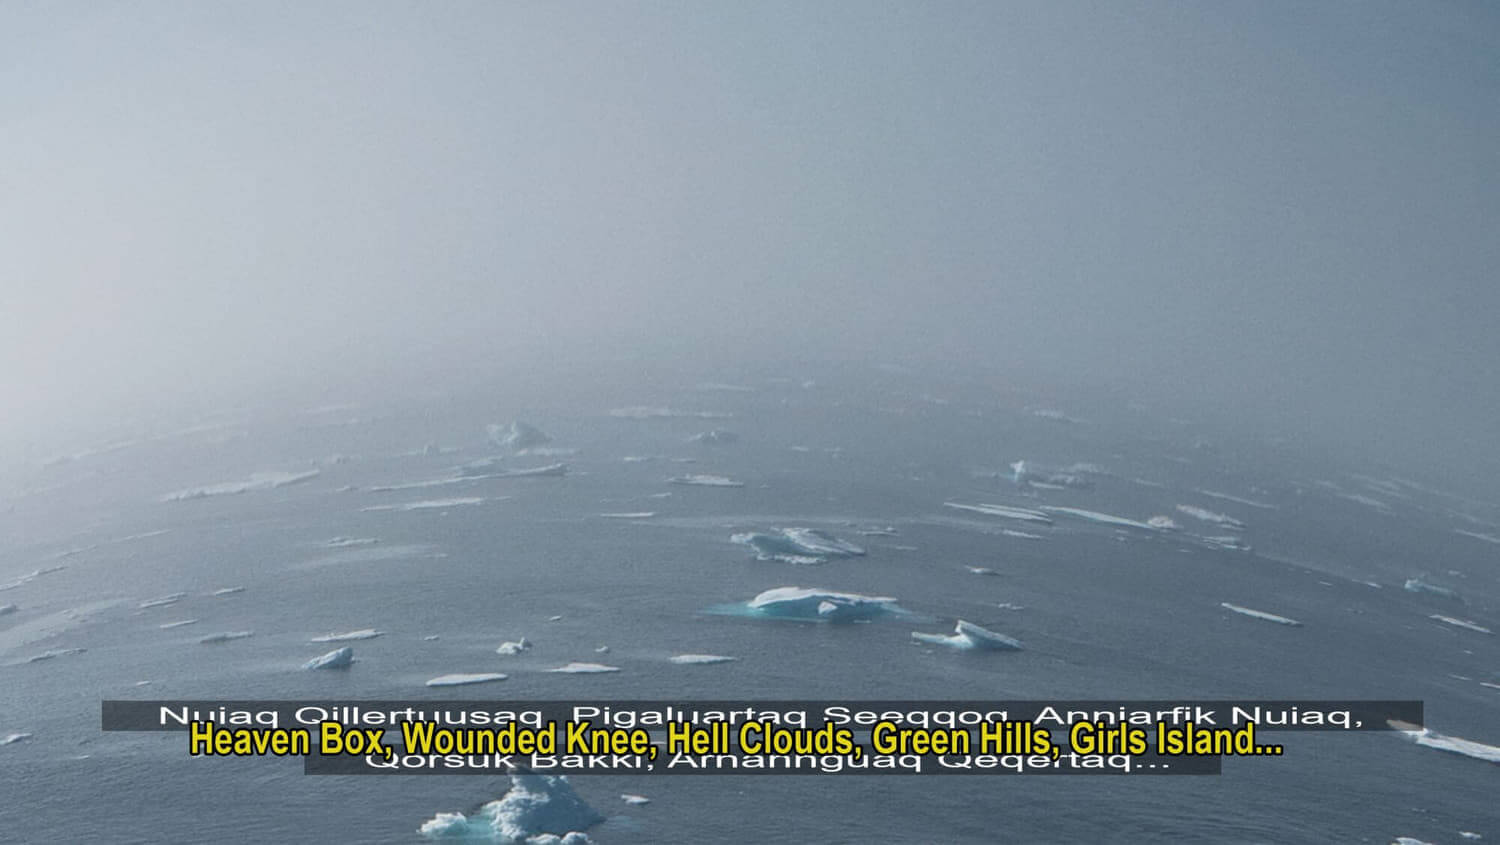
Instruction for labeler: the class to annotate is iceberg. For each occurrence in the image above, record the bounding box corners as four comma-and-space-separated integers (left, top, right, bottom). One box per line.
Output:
744, 587, 905, 622
1390, 721, 1500, 765
489, 422, 552, 452
1176, 505, 1245, 530
668, 474, 744, 488
1220, 603, 1301, 627
304, 647, 354, 670
689, 429, 739, 445
199, 631, 254, 644
620, 794, 650, 805
161, 469, 320, 502
497, 638, 531, 655
548, 662, 619, 674
731, 528, 866, 564
418, 773, 603, 842
1430, 615, 1493, 635
426, 673, 507, 687
943, 502, 1053, 524
669, 654, 736, 665
912, 619, 1023, 651
311, 629, 383, 642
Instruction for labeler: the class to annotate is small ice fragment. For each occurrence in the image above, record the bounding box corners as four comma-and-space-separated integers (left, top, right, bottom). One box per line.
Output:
304, 647, 355, 670
689, 430, 738, 445
668, 474, 744, 488
1430, 615, 1493, 635
1405, 578, 1461, 600
1176, 505, 1246, 531
1, 733, 31, 746
594, 645, 609, 654
599, 512, 656, 519
325, 537, 380, 548
911, 619, 1023, 651
423, 635, 441, 641
996, 602, 1025, 611
1460, 833, 1482, 840
211, 586, 245, 596
158, 619, 198, 629
547, 615, 563, 622
199, 631, 254, 644
426, 673, 507, 687
548, 663, 619, 674
496, 638, 531, 655
669, 654, 736, 665
620, 794, 650, 805
1220, 603, 1301, 626
966, 566, 999, 576
138, 593, 187, 609
311, 629, 383, 643
26, 647, 87, 662
418, 773, 603, 841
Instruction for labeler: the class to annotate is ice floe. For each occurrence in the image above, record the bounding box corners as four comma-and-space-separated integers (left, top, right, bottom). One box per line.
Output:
1220, 603, 1301, 627
1404, 578, 1461, 600
363, 497, 489, 512
912, 619, 1023, 650
459, 459, 569, 479
138, 593, 187, 609
497, 638, 531, 655
548, 662, 619, 674
1010, 460, 1093, 490
0, 566, 66, 593
1391, 721, 1500, 765
1176, 505, 1246, 531
161, 469, 320, 502
1430, 615, 1492, 635
731, 528, 866, 564
325, 537, 381, 548
609, 406, 730, 420
304, 647, 355, 670
426, 673, 507, 687
1040, 506, 1165, 531
418, 773, 603, 842
490, 422, 552, 452
1, 733, 31, 746
1195, 489, 1277, 510
599, 512, 656, 519
620, 794, 650, 805
199, 631, 254, 644
311, 629, 383, 643
1455, 529, 1500, 546
743, 587, 906, 622
25, 647, 87, 663
966, 566, 1000, 576
212, 586, 245, 596
942, 502, 1053, 524
669, 654, 736, 665
689, 430, 738, 445
668, 474, 743, 488
158, 619, 198, 630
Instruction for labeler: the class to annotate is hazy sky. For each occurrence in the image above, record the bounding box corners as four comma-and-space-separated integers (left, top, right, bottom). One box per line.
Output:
3, 1, 1497, 465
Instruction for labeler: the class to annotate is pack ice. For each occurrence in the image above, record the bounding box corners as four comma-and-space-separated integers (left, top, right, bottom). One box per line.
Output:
418, 773, 604, 842
746, 587, 905, 622
731, 528, 866, 564
912, 619, 1023, 650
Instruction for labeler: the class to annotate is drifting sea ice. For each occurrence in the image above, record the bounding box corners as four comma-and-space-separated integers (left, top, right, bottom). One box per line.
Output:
1, 733, 31, 746
911, 619, 1023, 650
548, 663, 619, 674
1220, 603, 1302, 627
199, 631, 254, 644
942, 502, 1053, 524
599, 512, 656, 519
497, 638, 531, 655
304, 647, 354, 670
1430, 615, 1493, 635
1390, 721, 1500, 765
362, 497, 488, 512
311, 629, 383, 642
667, 474, 744, 488
742, 587, 906, 622
1404, 578, 1461, 600
426, 673, 507, 687
489, 421, 552, 452
160, 469, 320, 502
138, 593, 187, 609
158, 619, 198, 629
1176, 505, 1246, 530
689, 430, 739, 445
669, 654, 736, 665
418, 773, 603, 842
731, 528, 866, 564
1040, 506, 1165, 531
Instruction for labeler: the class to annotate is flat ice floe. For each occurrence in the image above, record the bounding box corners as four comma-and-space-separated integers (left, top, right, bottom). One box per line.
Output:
598, 512, 656, 519
619, 794, 650, 805
1430, 615, 1493, 635
1404, 578, 1461, 600
1195, 489, 1277, 510
459, 460, 569, 479
743, 587, 906, 622
325, 536, 381, 548
211, 586, 245, 596
161, 469, 320, 502
731, 528, 866, 564
943, 502, 1053, 524
418, 773, 603, 842
1010, 460, 1093, 490
1176, 505, 1246, 530
669, 654, 736, 665
1220, 603, 1302, 627
689, 429, 738, 445
548, 662, 619, 674
1391, 721, 1500, 765
0, 566, 66, 592
1040, 506, 1165, 531
362, 497, 488, 512
311, 629, 383, 642
912, 619, 1023, 651
668, 474, 744, 488
199, 631, 254, 644
25, 647, 87, 663
608, 406, 731, 419
158, 619, 198, 629
304, 647, 354, 670
426, 673, 507, 687
138, 593, 187, 609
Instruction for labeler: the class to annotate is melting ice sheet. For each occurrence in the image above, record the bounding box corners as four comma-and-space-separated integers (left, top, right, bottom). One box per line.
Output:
731, 528, 866, 564
548, 662, 620, 674
419, 773, 603, 842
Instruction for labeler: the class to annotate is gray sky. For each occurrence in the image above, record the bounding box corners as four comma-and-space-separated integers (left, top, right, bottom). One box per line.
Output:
3, 1, 1497, 467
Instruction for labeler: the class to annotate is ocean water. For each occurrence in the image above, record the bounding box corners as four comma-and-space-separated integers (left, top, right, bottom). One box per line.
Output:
1, 365, 1496, 843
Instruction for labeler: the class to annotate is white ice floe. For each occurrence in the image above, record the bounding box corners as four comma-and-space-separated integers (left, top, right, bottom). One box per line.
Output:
459, 460, 569, 479
1, 733, 31, 746
1176, 505, 1246, 530
689, 430, 739, 445
25, 647, 86, 663
497, 638, 531, 655
312, 629, 383, 643
1197, 535, 1253, 552
199, 631, 254, 644
669, 654, 736, 665
138, 593, 187, 609
943, 502, 1053, 524
746, 587, 904, 622
608, 406, 731, 420
731, 528, 866, 564
489, 421, 552, 452
426, 673, 507, 687
161, 469, 320, 502
1220, 603, 1301, 627
620, 794, 650, 805
1195, 489, 1277, 510
966, 566, 1000, 576
0, 566, 66, 593
325, 537, 381, 548
212, 586, 245, 596
158, 619, 198, 629
548, 663, 619, 674
1430, 615, 1493, 635
1147, 516, 1180, 531
1391, 721, 1500, 765
418, 773, 603, 842
1009, 460, 1093, 490
363, 497, 488, 512
1404, 578, 1461, 600
911, 619, 1023, 651
1455, 529, 1500, 545
668, 474, 743, 488
1041, 506, 1164, 531
599, 512, 656, 519
304, 647, 354, 670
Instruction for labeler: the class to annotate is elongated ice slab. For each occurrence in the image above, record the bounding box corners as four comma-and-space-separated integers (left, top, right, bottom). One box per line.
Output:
363, 497, 487, 512
161, 469, 320, 502
943, 502, 1053, 524
159, 619, 198, 629
139, 593, 187, 609
1176, 505, 1245, 530
1041, 506, 1162, 531
199, 631, 254, 644
668, 474, 743, 488
1195, 490, 1277, 510
1391, 722, 1500, 765
212, 586, 245, 596
1430, 615, 1493, 635
599, 512, 656, 519
620, 794, 650, 805
669, 654, 736, 665
426, 673, 507, 687
325, 537, 381, 548
311, 629, 383, 643
689, 430, 738, 445
912, 619, 1023, 651
304, 647, 354, 670
419, 774, 602, 842
731, 528, 865, 564
1455, 529, 1500, 546
460, 460, 569, 479
26, 647, 87, 663
548, 662, 619, 674
1404, 578, 1461, 600
1220, 603, 1301, 627
609, 406, 731, 420
744, 587, 904, 622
